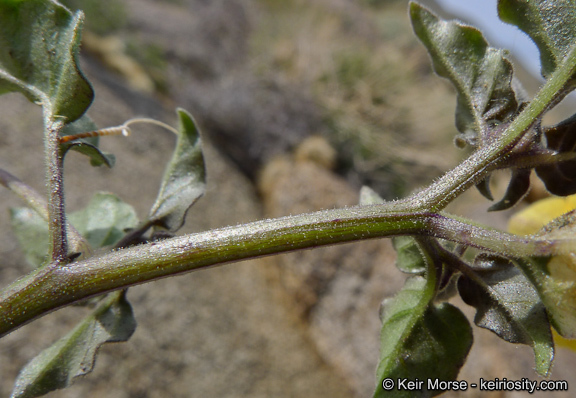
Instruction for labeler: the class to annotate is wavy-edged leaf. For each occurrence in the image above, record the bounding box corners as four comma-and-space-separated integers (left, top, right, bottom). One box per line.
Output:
61, 115, 115, 167
515, 210, 576, 338
375, 276, 472, 398
0, 0, 93, 122
517, 255, 576, 339
498, 0, 576, 80
11, 291, 136, 398
69, 192, 138, 248
410, 2, 519, 148
148, 108, 205, 231
458, 255, 553, 376
536, 114, 576, 195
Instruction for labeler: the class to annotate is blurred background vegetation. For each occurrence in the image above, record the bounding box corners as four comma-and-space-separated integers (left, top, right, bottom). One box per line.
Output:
63, 0, 464, 200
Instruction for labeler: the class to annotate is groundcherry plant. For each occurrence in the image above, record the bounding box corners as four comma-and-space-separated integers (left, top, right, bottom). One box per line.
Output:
1, 0, 576, 397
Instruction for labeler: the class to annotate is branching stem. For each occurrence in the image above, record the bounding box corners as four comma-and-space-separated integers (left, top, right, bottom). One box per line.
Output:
0, 206, 549, 337
2, 9, 576, 346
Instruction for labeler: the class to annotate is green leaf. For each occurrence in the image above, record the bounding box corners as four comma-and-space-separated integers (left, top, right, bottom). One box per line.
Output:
10, 291, 136, 398
61, 115, 115, 167
65, 142, 116, 168
515, 211, 576, 338
458, 255, 553, 376
10, 208, 50, 268
392, 236, 426, 274
10, 193, 137, 268
148, 108, 206, 232
0, 0, 93, 122
535, 113, 576, 196
375, 276, 472, 398
69, 192, 138, 248
410, 2, 519, 148
498, 0, 576, 80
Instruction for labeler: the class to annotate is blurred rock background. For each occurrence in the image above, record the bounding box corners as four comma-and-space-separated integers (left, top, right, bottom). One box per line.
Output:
0, 0, 574, 397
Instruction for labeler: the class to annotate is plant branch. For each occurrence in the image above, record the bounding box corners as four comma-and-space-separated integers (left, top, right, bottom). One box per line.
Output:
0, 205, 549, 337
399, 44, 576, 212
44, 111, 68, 264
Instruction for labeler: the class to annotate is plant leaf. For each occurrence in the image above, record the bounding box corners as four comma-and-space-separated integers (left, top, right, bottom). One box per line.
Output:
515, 210, 576, 338
410, 2, 519, 148
10, 208, 50, 268
458, 255, 553, 376
375, 276, 472, 398
10, 291, 136, 398
498, 0, 576, 80
0, 0, 93, 122
475, 175, 494, 201
61, 115, 115, 167
69, 192, 138, 248
148, 108, 206, 232
392, 236, 427, 274
536, 114, 576, 196
10, 193, 137, 268
488, 168, 531, 211
65, 142, 116, 168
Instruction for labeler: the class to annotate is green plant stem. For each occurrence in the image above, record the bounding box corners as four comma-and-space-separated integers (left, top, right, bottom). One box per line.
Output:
401, 44, 576, 212
44, 112, 68, 264
3, 11, 576, 342
0, 206, 548, 337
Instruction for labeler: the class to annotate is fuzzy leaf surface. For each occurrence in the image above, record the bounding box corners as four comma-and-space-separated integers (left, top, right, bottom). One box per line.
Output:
68, 192, 138, 248
392, 236, 427, 274
498, 0, 576, 80
458, 255, 553, 376
515, 211, 576, 338
10, 193, 137, 268
10, 291, 136, 398
410, 2, 518, 148
148, 109, 206, 231
0, 0, 93, 122
374, 277, 472, 398
10, 208, 50, 268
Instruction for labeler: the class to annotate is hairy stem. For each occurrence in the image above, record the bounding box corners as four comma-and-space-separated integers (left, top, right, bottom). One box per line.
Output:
0, 206, 548, 337
3, 8, 576, 344
402, 44, 576, 212
44, 112, 68, 264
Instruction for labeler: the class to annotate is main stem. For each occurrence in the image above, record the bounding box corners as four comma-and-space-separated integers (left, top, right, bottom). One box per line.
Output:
2, 33, 576, 339
0, 208, 548, 337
